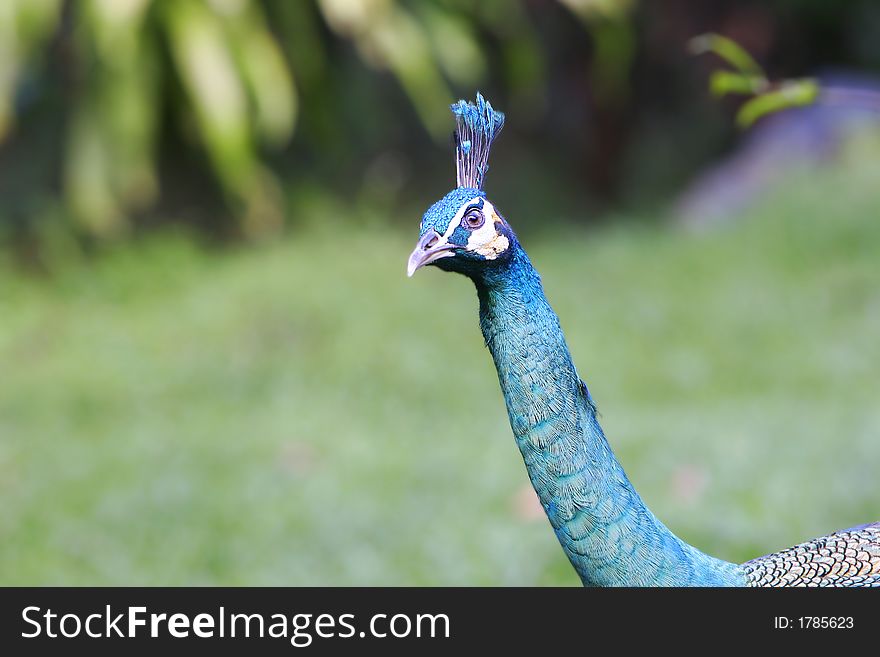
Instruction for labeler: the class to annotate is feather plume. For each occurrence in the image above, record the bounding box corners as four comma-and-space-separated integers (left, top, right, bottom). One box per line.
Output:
450, 92, 505, 190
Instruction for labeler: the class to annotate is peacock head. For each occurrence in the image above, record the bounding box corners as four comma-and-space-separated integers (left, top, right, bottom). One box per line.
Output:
407, 93, 513, 278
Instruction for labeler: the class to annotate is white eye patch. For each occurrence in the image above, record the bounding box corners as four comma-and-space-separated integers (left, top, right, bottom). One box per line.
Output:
466, 202, 509, 260
427, 197, 510, 260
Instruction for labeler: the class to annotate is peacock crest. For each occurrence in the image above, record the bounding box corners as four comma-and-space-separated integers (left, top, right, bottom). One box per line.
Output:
451, 92, 505, 190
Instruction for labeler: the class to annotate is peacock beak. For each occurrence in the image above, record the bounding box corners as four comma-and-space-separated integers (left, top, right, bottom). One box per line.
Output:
407, 230, 456, 277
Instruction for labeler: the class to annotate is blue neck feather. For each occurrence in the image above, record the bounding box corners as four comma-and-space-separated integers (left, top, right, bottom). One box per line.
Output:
473, 240, 745, 586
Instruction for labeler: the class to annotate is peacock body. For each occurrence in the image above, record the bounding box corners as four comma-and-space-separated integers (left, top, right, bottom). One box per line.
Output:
407, 93, 880, 587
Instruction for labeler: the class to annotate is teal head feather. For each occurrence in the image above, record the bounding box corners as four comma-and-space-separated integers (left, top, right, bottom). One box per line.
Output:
407, 93, 513, 278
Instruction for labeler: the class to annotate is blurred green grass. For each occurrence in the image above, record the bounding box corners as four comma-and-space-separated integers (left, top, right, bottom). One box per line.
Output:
2, 145, 880, 585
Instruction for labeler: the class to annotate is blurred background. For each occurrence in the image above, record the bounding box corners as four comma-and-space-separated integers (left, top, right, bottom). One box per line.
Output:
1, 0, 879, 585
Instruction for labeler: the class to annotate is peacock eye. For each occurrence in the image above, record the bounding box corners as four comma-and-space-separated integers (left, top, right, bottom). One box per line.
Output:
464, 209, 484, 230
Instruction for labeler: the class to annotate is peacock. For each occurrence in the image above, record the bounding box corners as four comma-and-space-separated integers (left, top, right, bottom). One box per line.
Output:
406, 93, 880, 587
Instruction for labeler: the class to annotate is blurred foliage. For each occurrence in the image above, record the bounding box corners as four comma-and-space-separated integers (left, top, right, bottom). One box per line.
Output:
690, 33, 820, 128
3, 0, 298, 239
5, 0, 616, 246
2, 0, 880, 257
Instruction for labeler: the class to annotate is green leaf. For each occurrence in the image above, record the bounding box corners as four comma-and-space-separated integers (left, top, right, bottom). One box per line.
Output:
689, 33, 765, 78
219, 0, 298, 147
162, 0, 254, 194
417, 4, 485, 88
65, 103, 126, 237
0, 0, 62, 141
317, 0, 452, 140
735, 79, 820, 128
709, 70, 766, 97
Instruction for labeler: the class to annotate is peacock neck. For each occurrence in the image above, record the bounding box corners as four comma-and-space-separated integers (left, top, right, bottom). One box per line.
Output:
472, 243, 745, 586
